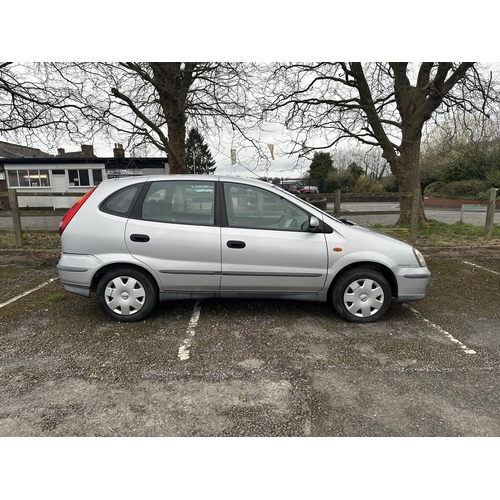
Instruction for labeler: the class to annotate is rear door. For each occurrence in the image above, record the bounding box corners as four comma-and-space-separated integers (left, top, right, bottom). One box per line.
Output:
220, 182, 328, 293
125, 179, 221, 291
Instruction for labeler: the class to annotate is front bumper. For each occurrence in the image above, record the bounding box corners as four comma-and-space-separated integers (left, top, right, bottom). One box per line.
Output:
393, 266, 431, 302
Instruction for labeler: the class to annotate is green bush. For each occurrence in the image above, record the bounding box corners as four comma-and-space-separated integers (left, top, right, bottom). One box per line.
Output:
324, 176, 341, 193
380, 175, 399, 192
427, 179, 490, 199
424, 182, 446, 196
486, 170, 500, 187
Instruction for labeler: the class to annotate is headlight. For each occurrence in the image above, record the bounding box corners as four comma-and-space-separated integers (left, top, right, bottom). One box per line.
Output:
413, 248, 427, 267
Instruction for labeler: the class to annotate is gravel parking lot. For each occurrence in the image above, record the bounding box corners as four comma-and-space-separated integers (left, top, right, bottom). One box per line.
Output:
1, 244, 500, 438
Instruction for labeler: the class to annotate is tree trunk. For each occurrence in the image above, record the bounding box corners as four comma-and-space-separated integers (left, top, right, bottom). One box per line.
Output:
150, 63, 190, 174
162, 108, 186, 174
392, 128, 427, 225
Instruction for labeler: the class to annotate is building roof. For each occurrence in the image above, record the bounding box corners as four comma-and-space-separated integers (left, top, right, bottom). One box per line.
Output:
1, 156, 168, 169
0, 141, 53, 159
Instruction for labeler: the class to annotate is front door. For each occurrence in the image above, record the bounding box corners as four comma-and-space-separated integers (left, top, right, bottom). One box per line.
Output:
52, 172, 69, 209
220, 182, 328, 293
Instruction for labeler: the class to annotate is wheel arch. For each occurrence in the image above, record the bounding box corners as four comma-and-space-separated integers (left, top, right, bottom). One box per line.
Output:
90, 262, 160, 295
328, 261, 398, 300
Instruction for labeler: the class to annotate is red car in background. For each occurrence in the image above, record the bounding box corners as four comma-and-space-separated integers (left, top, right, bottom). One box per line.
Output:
281, 180, 319, 195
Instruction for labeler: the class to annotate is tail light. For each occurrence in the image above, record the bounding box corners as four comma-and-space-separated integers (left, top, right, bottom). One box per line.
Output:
59, 187, 97, 235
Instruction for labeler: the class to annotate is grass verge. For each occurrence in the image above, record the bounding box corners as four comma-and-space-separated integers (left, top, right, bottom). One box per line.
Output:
374, 219, 500, 247
0, 231, 61, 250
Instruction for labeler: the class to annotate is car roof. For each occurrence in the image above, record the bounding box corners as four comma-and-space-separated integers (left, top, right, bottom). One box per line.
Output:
98, 175, 288, 197
104, 174, 278, 189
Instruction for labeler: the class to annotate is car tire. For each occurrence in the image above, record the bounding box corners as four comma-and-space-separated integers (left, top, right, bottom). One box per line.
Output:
96, 268, 158, 322
332, 268, 392, 323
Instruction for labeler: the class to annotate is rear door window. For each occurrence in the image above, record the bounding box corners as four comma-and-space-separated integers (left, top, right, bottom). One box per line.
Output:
141, 180, 215, 226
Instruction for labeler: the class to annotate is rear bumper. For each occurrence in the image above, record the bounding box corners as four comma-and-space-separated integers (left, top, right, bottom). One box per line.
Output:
61, 282, 92, 298
57, 253, 102, 297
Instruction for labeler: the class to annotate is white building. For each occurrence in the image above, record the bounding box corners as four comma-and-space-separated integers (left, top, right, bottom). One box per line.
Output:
0, 143, 169, 210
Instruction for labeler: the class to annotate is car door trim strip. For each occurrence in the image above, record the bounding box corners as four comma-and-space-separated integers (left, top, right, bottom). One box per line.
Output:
159, 270, 323, 278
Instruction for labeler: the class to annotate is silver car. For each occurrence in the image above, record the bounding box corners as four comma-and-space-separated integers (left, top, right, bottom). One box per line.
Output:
57, 175, 430, 323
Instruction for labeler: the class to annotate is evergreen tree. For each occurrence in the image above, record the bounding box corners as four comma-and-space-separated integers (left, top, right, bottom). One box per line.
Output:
307, 151, 334, 179
186, 128, 216, 174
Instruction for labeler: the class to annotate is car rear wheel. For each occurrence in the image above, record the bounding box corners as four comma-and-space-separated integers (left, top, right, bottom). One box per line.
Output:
332, 268, 392, 323
96, 268, 158, 322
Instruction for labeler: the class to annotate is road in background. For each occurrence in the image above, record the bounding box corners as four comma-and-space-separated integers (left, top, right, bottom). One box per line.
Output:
0, 202, 496, 231
333, 202, 497, 227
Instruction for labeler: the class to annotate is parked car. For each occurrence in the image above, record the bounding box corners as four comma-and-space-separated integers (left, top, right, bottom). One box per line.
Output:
281, 180, 319, 194
57, 175, 430, 323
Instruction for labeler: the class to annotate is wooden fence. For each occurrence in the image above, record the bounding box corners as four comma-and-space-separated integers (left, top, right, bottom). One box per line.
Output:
326, 189, 422, 243
2, 187, 498, 247
4, 190, 87, 246
305, 187, 497, 243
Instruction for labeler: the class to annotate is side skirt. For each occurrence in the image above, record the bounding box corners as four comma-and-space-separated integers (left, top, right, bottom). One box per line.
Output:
159, 290, 328, 303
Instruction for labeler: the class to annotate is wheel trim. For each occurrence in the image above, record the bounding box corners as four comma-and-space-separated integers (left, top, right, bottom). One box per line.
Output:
343, 278, 385, 318
104, 276, 146, 316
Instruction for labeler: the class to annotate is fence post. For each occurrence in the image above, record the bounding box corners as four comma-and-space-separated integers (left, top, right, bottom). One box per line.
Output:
8, 189, 23, 246
410, 189, 420, 244
485, 187, 497, 241
333, 189, 341, 217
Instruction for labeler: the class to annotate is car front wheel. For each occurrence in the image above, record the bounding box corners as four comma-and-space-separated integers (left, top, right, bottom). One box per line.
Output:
332, 268, 392, 323
96, 268, 158, 322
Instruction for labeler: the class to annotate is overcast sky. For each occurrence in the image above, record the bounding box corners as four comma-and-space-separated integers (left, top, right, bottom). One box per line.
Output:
7, 2, 500, 180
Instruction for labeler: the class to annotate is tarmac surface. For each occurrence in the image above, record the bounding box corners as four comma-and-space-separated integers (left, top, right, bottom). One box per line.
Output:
1, 240, 500, 440
1, 201, 500, 441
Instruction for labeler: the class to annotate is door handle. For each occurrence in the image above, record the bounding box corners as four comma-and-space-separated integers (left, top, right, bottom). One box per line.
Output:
130, 234, 150, 242
227, 240, 246, 249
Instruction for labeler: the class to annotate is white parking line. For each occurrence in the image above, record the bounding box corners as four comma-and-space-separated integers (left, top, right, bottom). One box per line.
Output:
403, 304, 477, 355
178, 300, 202, 361
0, 277, 59, 309
463, 261, 500, 276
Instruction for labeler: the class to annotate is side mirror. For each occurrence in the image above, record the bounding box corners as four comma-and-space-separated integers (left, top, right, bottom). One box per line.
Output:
309, 216, 320, 230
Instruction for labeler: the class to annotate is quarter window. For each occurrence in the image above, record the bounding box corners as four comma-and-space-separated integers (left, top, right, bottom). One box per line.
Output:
142, 181, 215, 226
223, 183, 310, 231
100, 185, 142, 217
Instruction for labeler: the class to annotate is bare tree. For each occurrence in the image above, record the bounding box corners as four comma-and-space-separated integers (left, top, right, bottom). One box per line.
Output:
49, 62, 262, 173
0, 62, 88, 148
263, 63, 499, 223
2, 62, 262, 173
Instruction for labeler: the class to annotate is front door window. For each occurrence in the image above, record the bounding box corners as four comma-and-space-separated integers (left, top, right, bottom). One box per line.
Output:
224, 183, 309, 231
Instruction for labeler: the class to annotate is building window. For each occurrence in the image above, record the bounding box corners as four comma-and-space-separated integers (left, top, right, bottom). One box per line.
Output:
92, 169, 103, 185
8, 171, 19, 187
7, 169, 50, 187
68, 169, 91, 187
